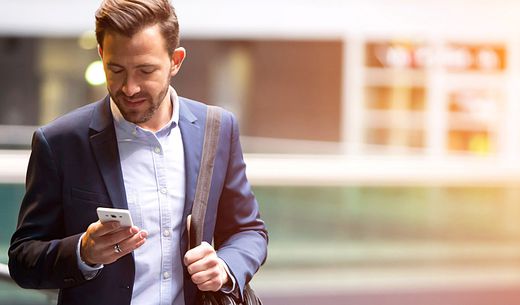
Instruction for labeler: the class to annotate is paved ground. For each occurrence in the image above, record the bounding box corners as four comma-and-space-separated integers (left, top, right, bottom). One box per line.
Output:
261, 286, 520, 305
253, 264, 520, 305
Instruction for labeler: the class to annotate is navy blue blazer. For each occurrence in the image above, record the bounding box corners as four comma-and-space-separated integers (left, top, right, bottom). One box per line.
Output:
8, 96, 268, 305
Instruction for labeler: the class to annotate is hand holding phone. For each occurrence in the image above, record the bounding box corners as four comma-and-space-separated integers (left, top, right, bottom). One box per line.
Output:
82, 208, 146, 265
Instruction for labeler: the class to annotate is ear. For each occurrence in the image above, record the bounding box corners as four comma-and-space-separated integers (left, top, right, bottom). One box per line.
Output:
98, 45, 103, 59
170, 47, 186, 77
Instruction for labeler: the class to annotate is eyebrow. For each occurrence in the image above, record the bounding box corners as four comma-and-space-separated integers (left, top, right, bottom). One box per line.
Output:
107, 62, 123, 68
136, 64, 159, 69
106, 62, 158, 69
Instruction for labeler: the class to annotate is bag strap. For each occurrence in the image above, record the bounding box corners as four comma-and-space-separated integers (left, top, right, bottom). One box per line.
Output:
189, 105, 222, 250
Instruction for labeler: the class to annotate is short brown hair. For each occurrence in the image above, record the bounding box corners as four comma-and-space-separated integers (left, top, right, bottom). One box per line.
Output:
95, 0, 180, 55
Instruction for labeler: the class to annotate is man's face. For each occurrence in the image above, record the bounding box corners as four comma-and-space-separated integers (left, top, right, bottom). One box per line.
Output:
100, 24, 184, 129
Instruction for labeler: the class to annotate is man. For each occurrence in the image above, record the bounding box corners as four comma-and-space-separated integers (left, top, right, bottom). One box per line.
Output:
8, 1, 268, 304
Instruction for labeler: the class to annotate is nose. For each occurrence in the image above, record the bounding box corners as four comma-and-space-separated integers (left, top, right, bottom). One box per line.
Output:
121, 75, 141, 97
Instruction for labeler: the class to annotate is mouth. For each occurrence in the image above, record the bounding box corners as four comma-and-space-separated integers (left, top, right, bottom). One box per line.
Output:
121, 97, 146, 108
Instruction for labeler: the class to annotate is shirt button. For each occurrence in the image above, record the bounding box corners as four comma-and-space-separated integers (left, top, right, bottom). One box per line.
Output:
154, 146, 161, 154
163, 230, 170, 237
163, 272, 170, 279
160, 187, 168, 194
132, 130, 137, 136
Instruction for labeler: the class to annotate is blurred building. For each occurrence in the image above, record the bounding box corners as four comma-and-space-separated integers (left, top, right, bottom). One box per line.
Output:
3, 1, 520, 304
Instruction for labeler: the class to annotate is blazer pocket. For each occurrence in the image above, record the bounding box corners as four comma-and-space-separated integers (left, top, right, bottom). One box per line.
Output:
71, 187, 111, 206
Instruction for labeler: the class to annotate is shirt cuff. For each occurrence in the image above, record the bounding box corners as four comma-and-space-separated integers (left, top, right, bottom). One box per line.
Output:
217, 257, 236, 294
76, 233, 103, 280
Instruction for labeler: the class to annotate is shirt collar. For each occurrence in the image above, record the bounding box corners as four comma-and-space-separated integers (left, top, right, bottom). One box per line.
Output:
110, 86, 180, 137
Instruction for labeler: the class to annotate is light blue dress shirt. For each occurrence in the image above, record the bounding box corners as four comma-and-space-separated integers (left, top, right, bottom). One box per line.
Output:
112, 88, 186, 305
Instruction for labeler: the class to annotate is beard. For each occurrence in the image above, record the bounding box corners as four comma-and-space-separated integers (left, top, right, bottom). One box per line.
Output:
110, 77, 171, 125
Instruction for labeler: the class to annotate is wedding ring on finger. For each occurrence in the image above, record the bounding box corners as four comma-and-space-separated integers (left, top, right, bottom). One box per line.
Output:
114, 243, 123, 254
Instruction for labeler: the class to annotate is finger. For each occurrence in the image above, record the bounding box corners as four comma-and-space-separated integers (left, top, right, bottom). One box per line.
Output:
187, 255, 219, 277
197, 277, 222, 292
194, 258, 229, 292
98, 230, 148, 264
116, 230, 149, 255
186, 250, 222, 278
184, 241, 213, 266
88, 220, 121, 238
98, 226, 141, 247
190, 262, 220, 285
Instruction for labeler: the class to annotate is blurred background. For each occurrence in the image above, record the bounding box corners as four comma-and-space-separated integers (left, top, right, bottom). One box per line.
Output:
2, 0, 520, 304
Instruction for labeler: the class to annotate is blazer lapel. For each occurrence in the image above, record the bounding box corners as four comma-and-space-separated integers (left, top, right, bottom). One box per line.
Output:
89, 96, 128, 209
178, 99, 203, 219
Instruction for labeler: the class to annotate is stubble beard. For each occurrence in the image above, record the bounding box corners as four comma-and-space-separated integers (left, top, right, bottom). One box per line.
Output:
110, 77, 172, 125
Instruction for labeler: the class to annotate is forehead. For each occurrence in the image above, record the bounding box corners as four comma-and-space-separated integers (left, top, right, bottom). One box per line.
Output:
102, 24, 170, 63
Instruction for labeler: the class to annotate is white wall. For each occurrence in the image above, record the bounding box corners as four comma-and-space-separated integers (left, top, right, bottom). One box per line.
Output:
1, 0, 520, 39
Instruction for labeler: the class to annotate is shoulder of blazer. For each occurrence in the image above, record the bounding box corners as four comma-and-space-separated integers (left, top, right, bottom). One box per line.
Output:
39, 98, 107, 141
178, 97, 235, 132
178, 96, 205, 122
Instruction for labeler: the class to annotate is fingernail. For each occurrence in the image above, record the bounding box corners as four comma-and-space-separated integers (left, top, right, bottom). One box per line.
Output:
140, 230, 148, 238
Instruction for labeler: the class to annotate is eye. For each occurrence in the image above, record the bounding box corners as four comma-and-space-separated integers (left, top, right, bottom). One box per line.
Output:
140, 68, 156, 74
108, 66, 123, 74
107, 64, 124, 74
109, 67, 124, 74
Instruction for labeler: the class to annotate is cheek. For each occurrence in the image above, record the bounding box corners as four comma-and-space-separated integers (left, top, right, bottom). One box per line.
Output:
143, 74, 170, 89
105, 81, 120, 95
105, 74, 122, 88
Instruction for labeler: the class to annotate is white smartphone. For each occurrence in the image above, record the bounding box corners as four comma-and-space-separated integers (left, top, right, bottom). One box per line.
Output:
96, 207, 134, 227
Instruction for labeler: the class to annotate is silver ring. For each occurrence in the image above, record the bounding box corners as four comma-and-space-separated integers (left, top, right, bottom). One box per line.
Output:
114, 243, 122, 254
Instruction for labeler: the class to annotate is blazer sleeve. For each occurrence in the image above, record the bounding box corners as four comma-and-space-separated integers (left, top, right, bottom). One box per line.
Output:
8, 128, 87, 289
213, 113, 268, 298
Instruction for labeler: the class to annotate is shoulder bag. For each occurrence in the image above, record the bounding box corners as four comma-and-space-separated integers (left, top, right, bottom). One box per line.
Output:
190, 106, 263, 305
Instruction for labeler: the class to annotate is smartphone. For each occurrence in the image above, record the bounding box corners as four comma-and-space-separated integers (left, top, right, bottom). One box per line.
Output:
96, 207, 134, 227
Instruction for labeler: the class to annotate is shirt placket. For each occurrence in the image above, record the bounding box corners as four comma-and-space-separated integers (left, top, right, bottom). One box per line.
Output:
151, 138, 173, 305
